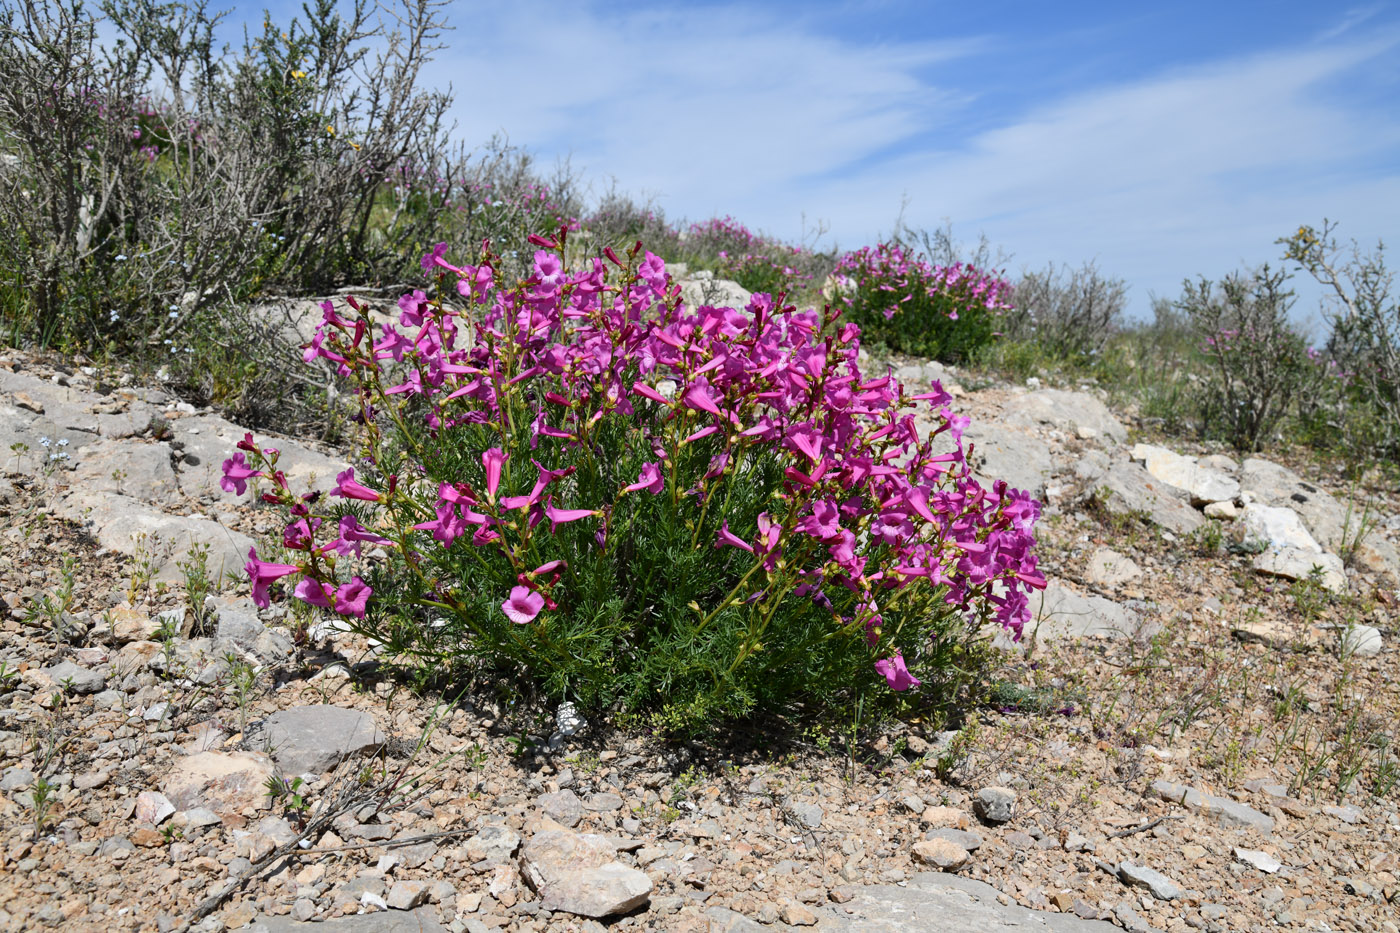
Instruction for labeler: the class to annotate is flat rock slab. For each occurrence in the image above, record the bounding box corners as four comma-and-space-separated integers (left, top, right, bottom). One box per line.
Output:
1094, 462, 1204, 535
161, 751, 275, 820
1085, 548, 1142, 587
1131, 443, 1239, 505
965, 421, 1053, 497
261, 705, 385, 776
1001, 389, 1127, 444
520, 826, 652, 918
1253, 547, 1346, 593
1149, 780, 1275, 833
171, 414, 349, 498
68, 437, 180, 506
52, 489, 253, 582
249, 907, 443, 932
1027, 581, 1151, 642
815, 872, 1117, 931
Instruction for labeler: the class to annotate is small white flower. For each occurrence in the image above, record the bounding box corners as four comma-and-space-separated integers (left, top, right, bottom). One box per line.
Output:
169, 311, 178, 318
39, 437, 51, 447
57, 438, 68, 447
114, 254, 128, 261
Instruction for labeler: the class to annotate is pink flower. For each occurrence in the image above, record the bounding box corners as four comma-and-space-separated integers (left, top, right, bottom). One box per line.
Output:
482, 448, 507, 500
623, 462, 664, 495
332, 468, 382, 502
334, 515, 394, 556
682, 380, 722, 416
220, 452, 259, 496
875, 653, 921, 691
715, 522, 754, 552
501, 585, 544, 624
335, 577, 372, 617
294, 578, 332, 608
244, 549, 300, 608
544, 498, 597, 528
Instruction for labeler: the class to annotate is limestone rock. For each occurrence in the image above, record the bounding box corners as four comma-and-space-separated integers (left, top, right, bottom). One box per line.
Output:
1002, 390, 1127, 445
1093, 462, 1204, 535
161, 751, 275, 819
1149, 780, 1274, 832
1130, 443, 1239, 505
1117, 862, 1182, 900
679, 272, 751, 312
963, 421, 1053, 497
1020, 582, 1149, 642
1253, 547, 1346, 593
1085, 548, 1141, 587
260, 705, 385, 776
1235, 503, 1323, 553
911, 837, 969, 871
973, 787, 1016, 824
519, 827, 652, 918
1341, 624, 1382, 658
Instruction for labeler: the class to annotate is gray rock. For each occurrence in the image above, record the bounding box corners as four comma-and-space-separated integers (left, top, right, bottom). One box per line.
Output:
135, 791, 176, 825
1253, 547, 1346, 593
261, 705, 385, 776
1131, 444, 1239, 505
1020, 581, 1150, 642
52, 490, 253, 583
1341, 624, 1382, 658
680, 272, 751, 312
464, 823, 521, 866
964, 421, 1053, 497
1093, 462, 1204, 535
1001, 390, 1127, 444
1235, 503, 1323, 553
1, 767, 35, 791
1239, 458, 1351, 551
208, 595, 265, 649
537, 790, 583, 828
787, 800, 823, 829
171, 414, 348, 499
1117, 862, 1183, 900
519, 827, 652, 918
972, 787, 1016, 824
68, 438, 180, 506
1149, 780, 1274, 832
924, 827, 984, 851
911, 837, 968, 870
249, 907, 444, 932
44, 660, 105, 694
810, 872, 1117, 931
1084, 548, 1142, 588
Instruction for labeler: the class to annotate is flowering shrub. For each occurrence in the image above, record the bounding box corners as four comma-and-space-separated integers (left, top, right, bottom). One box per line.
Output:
226, 236, 1044, 731
832, 242, 1013, 361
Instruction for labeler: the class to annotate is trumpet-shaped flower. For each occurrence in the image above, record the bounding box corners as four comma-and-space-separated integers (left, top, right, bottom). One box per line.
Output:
502, 585, 544, 624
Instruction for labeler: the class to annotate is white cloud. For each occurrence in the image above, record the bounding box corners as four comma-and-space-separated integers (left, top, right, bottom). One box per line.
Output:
431, 2, 1399, 317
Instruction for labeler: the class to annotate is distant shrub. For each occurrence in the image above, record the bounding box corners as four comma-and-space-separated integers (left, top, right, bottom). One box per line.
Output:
1176, 265, 1321, 452
831, 241, 1013, 361
226, 239, 1046, 734
1282, 221, 1399, 461
1006, 261, 1126, 361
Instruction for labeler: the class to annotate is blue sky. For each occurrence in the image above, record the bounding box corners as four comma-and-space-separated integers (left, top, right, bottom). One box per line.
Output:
266, 0, 1399, 320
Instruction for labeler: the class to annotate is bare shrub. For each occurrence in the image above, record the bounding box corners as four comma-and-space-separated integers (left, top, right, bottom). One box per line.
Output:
1176, 265, 1320, 452
1007, 261, 1127, 360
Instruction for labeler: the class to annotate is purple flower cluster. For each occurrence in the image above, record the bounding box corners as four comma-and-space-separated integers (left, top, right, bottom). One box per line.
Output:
228, 234, 1045, 694
833, 242, 1013, 321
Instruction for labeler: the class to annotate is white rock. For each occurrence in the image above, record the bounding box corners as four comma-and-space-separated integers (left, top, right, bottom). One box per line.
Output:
1131, 443, 1240, 505
1236, 504, 1323, 553
1085, 548, 1142, 587
1341, 624, 1382, 658
1233, 847, 1282, 873
1253, 547, 1346, 593
1203, 501, 1239, 519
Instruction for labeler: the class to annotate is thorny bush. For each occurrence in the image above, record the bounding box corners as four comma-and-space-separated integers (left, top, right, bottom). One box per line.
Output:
225, 235, 1046, 733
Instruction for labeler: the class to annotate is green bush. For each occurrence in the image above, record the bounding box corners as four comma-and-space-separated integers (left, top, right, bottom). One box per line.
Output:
830, 241, 1013, 361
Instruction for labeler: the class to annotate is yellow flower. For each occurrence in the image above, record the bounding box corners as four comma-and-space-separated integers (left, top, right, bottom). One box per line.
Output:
292, 70, 306, 80
326, 125, 336, 136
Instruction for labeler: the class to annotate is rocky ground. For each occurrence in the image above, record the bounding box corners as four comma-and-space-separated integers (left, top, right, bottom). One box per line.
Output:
0, 335, 1398, 933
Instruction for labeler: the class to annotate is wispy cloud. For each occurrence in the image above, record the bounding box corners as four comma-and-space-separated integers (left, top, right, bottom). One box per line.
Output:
426, 2, 1400, 314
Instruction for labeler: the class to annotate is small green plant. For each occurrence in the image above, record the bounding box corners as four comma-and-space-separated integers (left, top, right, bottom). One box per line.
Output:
24, 556, 78, 643
178, 543, 217, 634
28, 776, 56, 840
126, 532, 158, 603
0, 660, 18, 691
1191, 521, 1225, 556
224, 653, 259, 734
1288, 569, 1331, 626
265, 774, 310, 820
